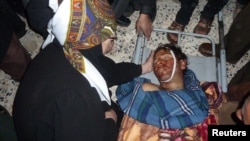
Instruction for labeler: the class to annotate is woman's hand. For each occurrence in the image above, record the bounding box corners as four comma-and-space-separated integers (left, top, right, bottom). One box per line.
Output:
105, 109, 117, 123
102, 38, 115, 54
141, 51, 154, 74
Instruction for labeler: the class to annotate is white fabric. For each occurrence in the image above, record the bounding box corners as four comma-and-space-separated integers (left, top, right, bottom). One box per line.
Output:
42, 0, 70, 48
49, 0, 59, 12
161, 50, 176, 82
82, 57, 111, 105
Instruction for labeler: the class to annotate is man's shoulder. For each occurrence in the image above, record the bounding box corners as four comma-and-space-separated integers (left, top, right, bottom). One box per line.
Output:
142, 82, 160, 91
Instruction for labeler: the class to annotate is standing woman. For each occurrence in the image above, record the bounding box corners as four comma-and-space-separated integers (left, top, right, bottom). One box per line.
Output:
13, 0, 120, 141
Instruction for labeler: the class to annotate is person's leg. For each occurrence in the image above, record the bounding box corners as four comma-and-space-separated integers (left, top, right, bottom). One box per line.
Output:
167, 0, 198, 44
224, 2, 250, 63
110, 0, 131, 19
26, 0, 54, 38
7, 0, 26, 17
0, 33, 31, 81
0, 0, 27, 61
175, 0, 198, 26
109, 0, 131, 27
227, 61, 250, 101
237, 0, 249, 6
228, 61, 250, 89
233, 0, 247, 19
198, 2, 250, 62
200, 0, 229, 21
0, 0, 26, 38
194, 0, 229, 35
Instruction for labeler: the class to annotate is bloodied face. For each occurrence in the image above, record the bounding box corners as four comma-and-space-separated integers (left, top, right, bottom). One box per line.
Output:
153, 49, 175, 82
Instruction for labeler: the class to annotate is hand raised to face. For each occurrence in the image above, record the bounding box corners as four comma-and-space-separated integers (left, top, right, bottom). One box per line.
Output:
101, 38, 116, 54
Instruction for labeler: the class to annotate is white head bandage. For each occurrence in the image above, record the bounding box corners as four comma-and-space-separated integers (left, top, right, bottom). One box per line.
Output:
161, 50, 176, 82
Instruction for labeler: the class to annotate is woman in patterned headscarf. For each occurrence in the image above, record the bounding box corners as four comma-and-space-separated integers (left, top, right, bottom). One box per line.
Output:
13, 0, 153, 141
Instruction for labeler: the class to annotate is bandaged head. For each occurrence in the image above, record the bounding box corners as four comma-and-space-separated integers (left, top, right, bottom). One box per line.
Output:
154, 44, 187, 82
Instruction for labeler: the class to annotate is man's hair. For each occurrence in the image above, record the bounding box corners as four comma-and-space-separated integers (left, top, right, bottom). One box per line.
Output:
154, 43, 187, 60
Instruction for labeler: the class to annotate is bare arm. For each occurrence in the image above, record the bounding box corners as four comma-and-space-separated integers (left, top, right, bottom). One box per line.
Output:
141, 51, 154, 74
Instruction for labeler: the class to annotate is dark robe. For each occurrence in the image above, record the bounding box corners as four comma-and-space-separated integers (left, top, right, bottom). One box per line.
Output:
13, 42, 117, 141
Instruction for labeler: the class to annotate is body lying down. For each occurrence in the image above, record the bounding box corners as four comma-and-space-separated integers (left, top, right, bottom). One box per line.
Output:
115, 44, 221, 141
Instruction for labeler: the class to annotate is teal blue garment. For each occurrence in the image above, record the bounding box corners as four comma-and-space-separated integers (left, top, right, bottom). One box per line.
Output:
116, 69, 208, 129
